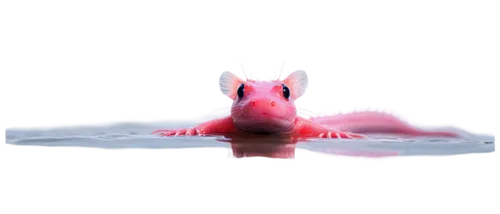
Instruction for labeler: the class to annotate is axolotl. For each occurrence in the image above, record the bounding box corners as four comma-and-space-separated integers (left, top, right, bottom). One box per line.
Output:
152, 70, 458, 139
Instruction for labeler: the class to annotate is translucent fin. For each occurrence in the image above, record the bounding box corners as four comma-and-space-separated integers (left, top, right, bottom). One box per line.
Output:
282, 70, 308, 100
219, 71, 244, 100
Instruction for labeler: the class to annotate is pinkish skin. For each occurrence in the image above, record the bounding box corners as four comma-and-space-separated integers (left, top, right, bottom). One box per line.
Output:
152, 70, 459, 139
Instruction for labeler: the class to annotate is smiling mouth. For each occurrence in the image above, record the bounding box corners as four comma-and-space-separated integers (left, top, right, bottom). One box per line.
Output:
243, 112, 286, 121
260, 112, 279, 117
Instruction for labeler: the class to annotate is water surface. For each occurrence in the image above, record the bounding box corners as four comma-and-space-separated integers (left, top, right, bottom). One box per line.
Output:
5, 122, 495, 158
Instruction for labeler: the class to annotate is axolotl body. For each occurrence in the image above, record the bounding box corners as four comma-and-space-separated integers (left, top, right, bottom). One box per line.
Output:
153, 69, 459, 138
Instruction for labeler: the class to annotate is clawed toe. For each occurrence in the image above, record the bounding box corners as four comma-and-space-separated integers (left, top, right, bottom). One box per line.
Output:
152, 129, 170, 134
318, 131, 365, 139
152, 129, 177, 136
346, 132, 364, 138
152, 128, 200, 137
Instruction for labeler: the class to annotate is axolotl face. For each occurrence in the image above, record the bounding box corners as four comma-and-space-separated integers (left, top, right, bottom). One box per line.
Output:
231, 80, 297, 133
219, 70, 308, 133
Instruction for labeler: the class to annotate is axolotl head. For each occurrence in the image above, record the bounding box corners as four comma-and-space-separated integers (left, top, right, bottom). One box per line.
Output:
219, 70, 308, 133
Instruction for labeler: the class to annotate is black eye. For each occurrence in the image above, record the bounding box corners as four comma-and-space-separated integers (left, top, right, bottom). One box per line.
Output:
237, 84, 244, 98
282, 83, 290, 99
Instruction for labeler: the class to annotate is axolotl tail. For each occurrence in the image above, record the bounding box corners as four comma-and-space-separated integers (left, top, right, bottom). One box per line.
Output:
310, 111, 459, 138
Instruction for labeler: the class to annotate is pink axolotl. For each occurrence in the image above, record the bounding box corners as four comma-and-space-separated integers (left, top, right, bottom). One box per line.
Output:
152, 70, 458, 139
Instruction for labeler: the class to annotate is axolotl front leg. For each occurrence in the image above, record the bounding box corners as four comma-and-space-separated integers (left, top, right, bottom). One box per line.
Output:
293, 117, 365, 139
152, 117, 238, 136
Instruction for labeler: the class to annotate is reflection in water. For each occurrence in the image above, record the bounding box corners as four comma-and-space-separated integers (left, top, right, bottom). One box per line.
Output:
217, 134, 299, 158
217, 133, 401, 158
298, 141, 403, 161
